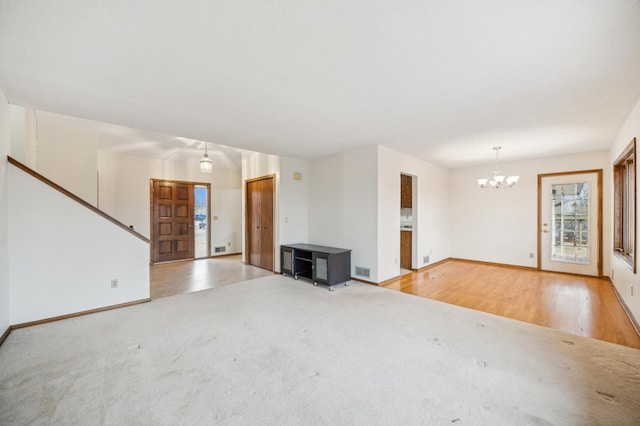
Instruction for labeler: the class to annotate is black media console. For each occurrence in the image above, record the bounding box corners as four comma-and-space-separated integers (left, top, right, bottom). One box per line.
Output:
280, 244, 352, 291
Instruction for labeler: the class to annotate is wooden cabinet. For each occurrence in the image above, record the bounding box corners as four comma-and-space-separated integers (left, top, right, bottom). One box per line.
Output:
400, 231, 412, 269
281, 243, 351, 291
401, 175, 412, 208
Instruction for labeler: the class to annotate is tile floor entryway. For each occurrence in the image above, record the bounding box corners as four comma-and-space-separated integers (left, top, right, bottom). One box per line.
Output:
150, 254, 274, 299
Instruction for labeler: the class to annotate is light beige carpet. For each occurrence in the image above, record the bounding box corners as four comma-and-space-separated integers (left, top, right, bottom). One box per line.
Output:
1, 275, 639, 425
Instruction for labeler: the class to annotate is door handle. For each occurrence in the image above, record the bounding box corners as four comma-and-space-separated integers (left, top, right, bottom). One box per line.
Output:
542, 229, 548, 233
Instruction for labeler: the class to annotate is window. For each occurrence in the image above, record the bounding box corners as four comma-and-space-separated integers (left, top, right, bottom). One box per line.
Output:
613, 138, 636, 272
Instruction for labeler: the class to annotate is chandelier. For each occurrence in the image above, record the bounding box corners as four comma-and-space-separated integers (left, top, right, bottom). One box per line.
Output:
200, 142, 213, 173
477, 146, 519, 189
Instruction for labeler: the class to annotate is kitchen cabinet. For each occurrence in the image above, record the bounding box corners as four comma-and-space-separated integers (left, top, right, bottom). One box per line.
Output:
400, 231, 412, 269
281, 243, 351, 291
401, 175, 412, 208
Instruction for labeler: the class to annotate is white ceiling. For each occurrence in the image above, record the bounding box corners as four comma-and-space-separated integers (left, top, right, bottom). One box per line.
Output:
1, 1, 639, 168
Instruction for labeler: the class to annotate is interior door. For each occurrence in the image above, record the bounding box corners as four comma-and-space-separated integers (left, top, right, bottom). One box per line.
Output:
247, 179, 262, 268
538, 171, 602, 276
246, 176, 274, 270
260, 177, 274, 270
152, 180, 194, 263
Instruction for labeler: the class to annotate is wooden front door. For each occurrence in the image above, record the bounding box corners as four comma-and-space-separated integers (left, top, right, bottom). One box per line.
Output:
152, 180, 194, 263
246, 176, 274, 271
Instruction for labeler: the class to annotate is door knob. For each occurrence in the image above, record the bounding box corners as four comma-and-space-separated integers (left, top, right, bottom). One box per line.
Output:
542, 229, 548, 233
543, 223, 548, 227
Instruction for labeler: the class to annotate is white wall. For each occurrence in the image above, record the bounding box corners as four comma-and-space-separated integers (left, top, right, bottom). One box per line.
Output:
309, 146, 380, 282
36, 120, 98, 205
279, 157, 309, 246
98, 152, 243, 255
343, 146, 379, 282
8, 164, 149, 324
377, 146, 451, 282
450, 151, 611, 269
0, 91, 10, 334
308, 153, 346, 247
9, 107, 40, 170
609, 98, 640, 324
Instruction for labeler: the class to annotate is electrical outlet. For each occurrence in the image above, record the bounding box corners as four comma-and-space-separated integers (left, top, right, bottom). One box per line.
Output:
424, 255, 429, 264
631, 285, 634, 296
111, 278, 119, 289
529, 252, 534, 259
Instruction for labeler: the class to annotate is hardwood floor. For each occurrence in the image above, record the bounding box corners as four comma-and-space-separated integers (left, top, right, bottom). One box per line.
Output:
382, 259, 640, 349
150, 254, 274, 299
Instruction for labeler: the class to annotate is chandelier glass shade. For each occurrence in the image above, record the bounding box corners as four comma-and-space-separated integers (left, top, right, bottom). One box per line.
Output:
477, 146, 519, 189
200, 142, 213, 173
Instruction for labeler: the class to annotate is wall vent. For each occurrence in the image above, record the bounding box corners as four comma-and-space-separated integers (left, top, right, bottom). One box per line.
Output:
214, 246, 226, 253
423, 255, 429, 264
355, 266, 370, 278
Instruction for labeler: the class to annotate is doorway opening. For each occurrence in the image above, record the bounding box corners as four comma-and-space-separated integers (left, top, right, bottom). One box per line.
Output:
400, 173, 415, 275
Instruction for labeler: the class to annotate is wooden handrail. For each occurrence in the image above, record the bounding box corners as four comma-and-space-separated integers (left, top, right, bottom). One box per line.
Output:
7, 156, 150, 244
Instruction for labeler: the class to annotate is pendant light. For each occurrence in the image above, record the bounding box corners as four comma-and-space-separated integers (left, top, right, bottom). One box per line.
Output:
200, 142, 213, 173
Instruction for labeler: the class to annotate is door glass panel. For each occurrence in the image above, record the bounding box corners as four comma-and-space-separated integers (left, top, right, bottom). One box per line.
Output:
316, 257, 328, 281
283, 248, 292, 272
194, 185, 208, 258
550, 182, 589, 264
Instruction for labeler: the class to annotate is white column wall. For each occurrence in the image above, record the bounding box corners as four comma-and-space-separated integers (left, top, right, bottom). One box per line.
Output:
610, 97, 640, 324
308, 153, 346, 247
279, 157, 309, 246
377, 145, 451, 282
309, 146, 379, 282
0, 90, 10, 334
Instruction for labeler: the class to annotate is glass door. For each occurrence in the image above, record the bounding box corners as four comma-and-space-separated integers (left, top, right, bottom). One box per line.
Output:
539, 171, 601, 276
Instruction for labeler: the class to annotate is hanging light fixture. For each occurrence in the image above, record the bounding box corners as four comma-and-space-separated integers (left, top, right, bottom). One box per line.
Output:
200, 142, 213, 173
477, 146, 519, 189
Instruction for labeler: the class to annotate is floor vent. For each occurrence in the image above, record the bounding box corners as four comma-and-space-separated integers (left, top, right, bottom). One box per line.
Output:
355, 266, 370, 278
214, 246, 226, 253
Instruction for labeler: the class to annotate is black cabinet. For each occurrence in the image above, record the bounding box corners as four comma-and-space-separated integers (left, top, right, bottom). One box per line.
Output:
281, 244, 351, 291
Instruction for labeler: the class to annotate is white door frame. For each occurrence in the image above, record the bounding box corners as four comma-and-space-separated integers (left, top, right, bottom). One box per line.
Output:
537, 169, 602, 277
